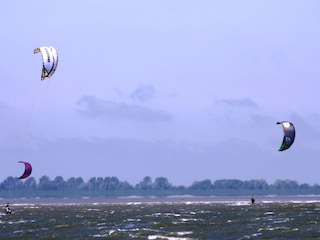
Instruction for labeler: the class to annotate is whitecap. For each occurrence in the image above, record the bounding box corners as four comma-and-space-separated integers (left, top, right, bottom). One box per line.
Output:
264, 211, 274, 215
148, 234, 194, 240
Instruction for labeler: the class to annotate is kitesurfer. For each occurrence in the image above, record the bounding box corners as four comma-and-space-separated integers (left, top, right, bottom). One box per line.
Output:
5, 203, 11, 214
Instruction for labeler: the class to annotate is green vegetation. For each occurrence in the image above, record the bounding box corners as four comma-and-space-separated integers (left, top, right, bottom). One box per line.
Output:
1, 176, 320, 198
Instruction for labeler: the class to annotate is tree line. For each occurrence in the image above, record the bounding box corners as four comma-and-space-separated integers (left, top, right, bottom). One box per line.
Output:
1, 176, 319, 193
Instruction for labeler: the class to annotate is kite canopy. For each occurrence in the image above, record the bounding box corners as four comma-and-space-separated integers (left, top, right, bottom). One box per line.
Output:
277, 121, 295, 151
34, 46, 58, 80
18, 161, 32, 179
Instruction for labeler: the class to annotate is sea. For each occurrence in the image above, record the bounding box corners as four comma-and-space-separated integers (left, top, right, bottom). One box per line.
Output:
1, 195, 320, 239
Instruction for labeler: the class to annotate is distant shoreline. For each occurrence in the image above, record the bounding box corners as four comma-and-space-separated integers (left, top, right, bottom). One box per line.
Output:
3, 195, 320, 205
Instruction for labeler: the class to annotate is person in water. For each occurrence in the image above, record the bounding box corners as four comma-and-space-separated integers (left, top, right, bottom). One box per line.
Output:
251, 197, 255, 204
5, 203, 11, 214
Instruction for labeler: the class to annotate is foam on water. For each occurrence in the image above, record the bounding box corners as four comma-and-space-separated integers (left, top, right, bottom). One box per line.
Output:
5, 194, 320, 206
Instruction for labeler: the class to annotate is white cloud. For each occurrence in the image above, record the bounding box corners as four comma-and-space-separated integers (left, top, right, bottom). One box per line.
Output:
215, 98, 258, 108
76, 95, 172, 122
130, 84, 156, 103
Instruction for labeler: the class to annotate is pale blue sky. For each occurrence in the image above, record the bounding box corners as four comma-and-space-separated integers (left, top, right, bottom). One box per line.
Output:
1, 1, 320, 186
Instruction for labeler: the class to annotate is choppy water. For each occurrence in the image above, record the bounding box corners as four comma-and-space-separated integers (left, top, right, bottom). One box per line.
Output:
1, 196, 320, 239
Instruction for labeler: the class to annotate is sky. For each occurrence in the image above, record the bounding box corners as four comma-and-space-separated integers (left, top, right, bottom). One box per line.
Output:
1, 1, 320, 186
